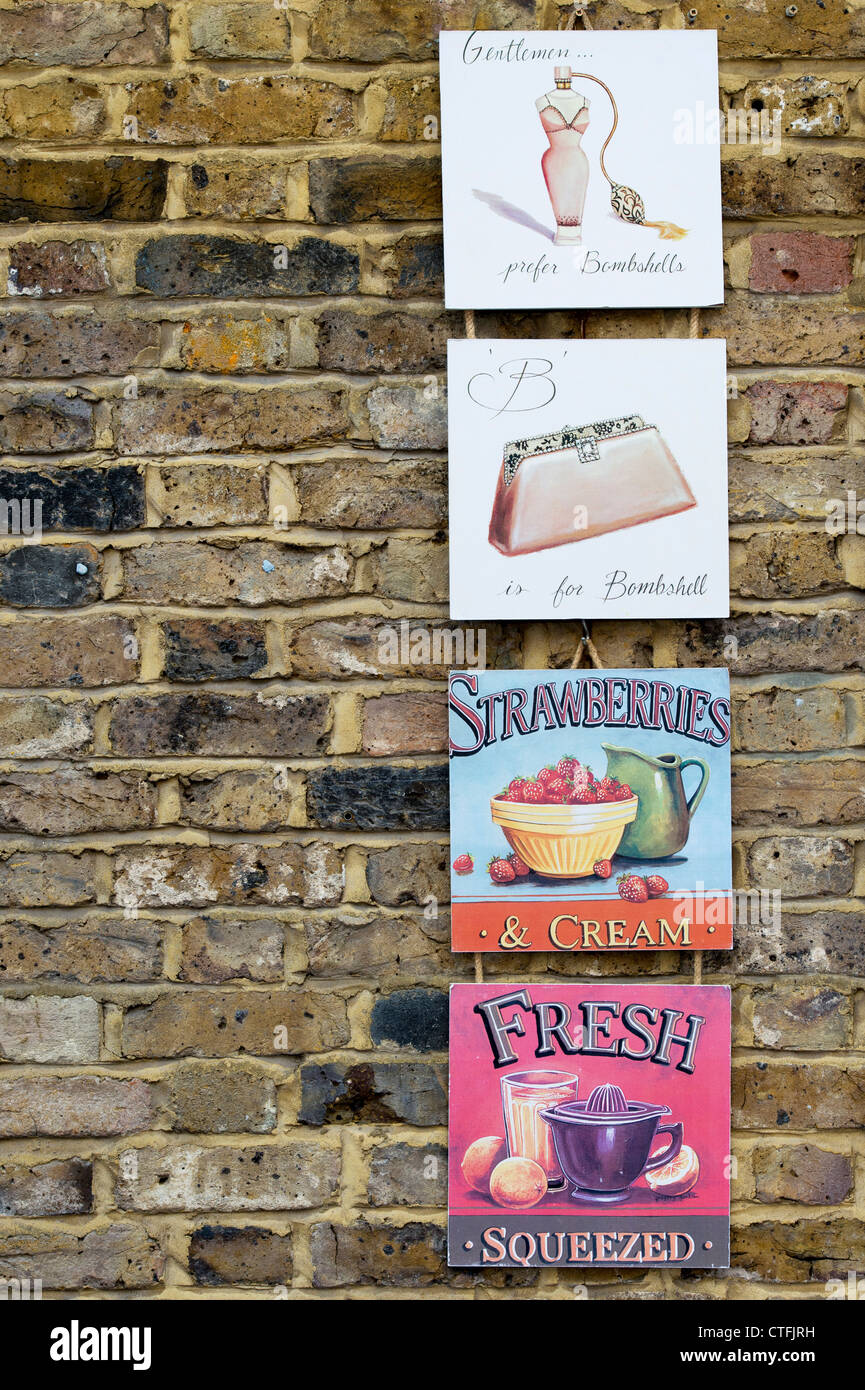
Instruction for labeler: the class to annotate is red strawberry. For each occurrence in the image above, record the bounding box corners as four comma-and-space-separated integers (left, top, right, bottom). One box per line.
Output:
452, 853, 474, 875
508, 852, 531, 877
572, 764, 594, 785
593, 858, 612, 879
568, 783, 598, 804
645, 874, 669, 897
617, 873, 649, 903
556, 755, 581, 781
488, 856, 516, 884
537, 766, 558, 787
615, 783, 634, 801
495, 789, 517, 802
507, 776, 527, 798
520, 779, 546, 804
544, 776, 569, 801
595, 776, 620, 802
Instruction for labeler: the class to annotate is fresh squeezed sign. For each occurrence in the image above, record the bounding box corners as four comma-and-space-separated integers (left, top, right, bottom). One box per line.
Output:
448, 668, 733, 953
448, 983, 731, 1270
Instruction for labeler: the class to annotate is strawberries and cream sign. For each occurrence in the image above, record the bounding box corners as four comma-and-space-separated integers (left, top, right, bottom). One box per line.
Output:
448, 983, 731, 1270
449, 667, 732, 953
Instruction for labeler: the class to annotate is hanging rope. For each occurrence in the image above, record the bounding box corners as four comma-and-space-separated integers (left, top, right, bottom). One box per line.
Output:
571, 619, 605, 669
466, 306, 480, 980
689, 306, 701, 338
567, 4, 593, 28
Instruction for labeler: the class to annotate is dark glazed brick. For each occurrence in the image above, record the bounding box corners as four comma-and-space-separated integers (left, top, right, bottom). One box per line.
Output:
0, 393, 94, 453
307, 764, 448, 830
299, 1062, 447, 1126
162, 619, 267, 681
135, 234, 359, 297
8, 241, 111, 296
370, 989, 448, 1051
0, 546, 100, 608
109, 691, 329, 757
189, 1225, 292, 1286
0, 466, 144, 532
384, 233, 443, 300
0, 158, 168, 223
308, 158, 442, 223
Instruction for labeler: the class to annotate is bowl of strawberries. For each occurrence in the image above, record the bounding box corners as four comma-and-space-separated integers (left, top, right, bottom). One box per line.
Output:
490, 756, 638, 878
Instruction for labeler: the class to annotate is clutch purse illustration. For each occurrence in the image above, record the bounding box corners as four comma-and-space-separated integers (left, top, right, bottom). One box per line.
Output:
487, 414, 697, 557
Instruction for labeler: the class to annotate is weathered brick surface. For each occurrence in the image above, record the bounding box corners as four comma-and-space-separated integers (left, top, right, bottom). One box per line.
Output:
310, 1218, 445, 1287
752, 1145, 854, 1206
299, 1061, 447, 1126
121, 988, 349, 1058
126, 76, 356, 146
165, 1060, 277, 1132
0, 543, 101, 607
189, 1225, 293, 1285
0, 1157, 92, 1216
0, 1222, 164, 1290
0, 157, 168, 222
136, 234, 359, 297
120, 540, 352, 604
0, 0, 861, 1303
7, 239, 111, 295
112, 843, 343, 910
116, 1143, 340, 1211
0, 464, 144, 531
0, 312, 156, 376
0, 1075, 153, 1137
0, 695, 94, 756
0, 994, 100, 1062
109, 691, 330, 756
0, 616, 137, 687
187, 3, 292, 60
0, 5, 170, 66
0, 914, 162, 981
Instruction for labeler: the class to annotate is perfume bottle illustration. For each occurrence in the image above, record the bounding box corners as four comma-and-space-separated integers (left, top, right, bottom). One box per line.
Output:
536, 66, 590, 246
536, 66, 688, 243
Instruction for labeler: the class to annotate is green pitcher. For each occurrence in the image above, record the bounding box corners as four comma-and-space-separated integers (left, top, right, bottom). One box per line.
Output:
601, 743, 710, 860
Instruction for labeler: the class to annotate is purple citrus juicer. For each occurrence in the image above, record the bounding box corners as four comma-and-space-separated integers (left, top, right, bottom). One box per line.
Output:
541, 1082, 683, 1204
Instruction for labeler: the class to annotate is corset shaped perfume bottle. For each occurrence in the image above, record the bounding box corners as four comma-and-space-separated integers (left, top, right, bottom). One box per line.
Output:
537, 66, 590, 246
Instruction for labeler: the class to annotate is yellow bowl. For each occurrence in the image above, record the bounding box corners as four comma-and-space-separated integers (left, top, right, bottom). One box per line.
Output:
490, 795, 638, 878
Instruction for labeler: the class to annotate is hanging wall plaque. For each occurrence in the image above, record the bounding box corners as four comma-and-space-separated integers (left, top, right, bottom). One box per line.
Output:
449, 667, 733, 953
448, 338, 729, 621
440, 30, 723, 309
449, 983, 731, 1270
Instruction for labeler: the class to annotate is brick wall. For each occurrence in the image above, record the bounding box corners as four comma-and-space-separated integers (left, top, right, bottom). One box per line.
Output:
0, 0, 862, 1300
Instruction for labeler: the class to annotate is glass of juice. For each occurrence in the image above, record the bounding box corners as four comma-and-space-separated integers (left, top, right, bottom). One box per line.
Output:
501, 1069, 578, 1190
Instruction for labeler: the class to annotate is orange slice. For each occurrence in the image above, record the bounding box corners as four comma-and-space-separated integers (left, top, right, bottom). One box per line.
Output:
645, 1143, 700, 1196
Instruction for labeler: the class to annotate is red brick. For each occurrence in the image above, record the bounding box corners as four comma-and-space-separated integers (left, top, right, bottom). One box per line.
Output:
748, 232, 855, 294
